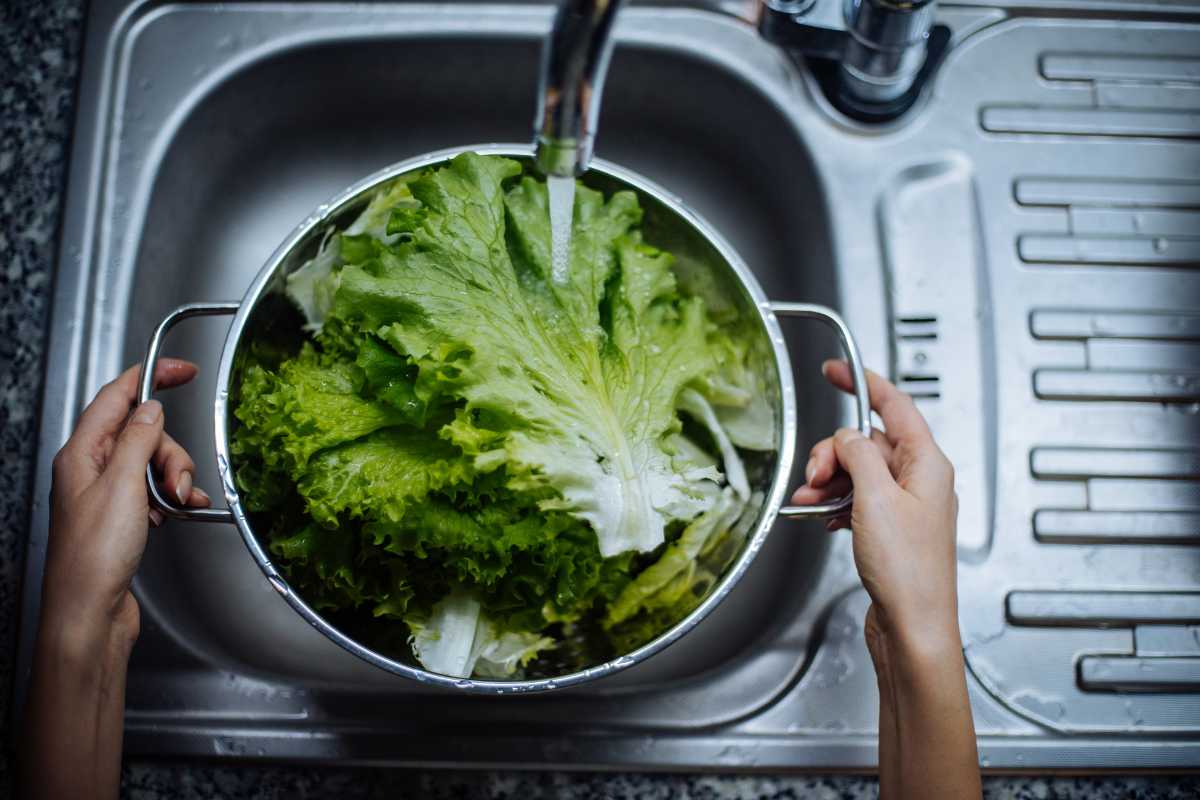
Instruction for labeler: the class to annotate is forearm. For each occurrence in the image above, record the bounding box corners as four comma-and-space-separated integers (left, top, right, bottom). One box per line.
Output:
874, 645, 901, 800
874, 625, 981, 800
19, 603, 134, 800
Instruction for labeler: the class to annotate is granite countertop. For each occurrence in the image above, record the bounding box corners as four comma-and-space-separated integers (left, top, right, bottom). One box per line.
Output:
1, 2, 1197, 798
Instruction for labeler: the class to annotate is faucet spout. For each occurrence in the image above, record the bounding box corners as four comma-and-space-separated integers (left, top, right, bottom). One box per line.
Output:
533, 0, 624, 177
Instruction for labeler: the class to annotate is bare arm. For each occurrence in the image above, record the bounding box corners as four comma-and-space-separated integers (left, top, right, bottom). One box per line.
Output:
792, 360, 981, 800
19, 360, 208, 800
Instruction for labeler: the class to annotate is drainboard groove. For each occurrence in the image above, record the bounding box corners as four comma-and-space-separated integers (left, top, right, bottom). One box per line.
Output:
1078, 655, 1200, 692
1007, 591, 1200, 626
1034, 509, 1200, 544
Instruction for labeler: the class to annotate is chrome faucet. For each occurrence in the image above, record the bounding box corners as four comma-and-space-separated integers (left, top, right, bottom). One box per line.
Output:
759, 0, 950, 120
532, 0, 624, 177
530, 0, 943, 175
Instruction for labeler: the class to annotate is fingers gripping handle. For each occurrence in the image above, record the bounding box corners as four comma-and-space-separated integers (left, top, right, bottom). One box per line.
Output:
771, 303, 871, 520
139, 301, 866, 523
139, 302, 240, 523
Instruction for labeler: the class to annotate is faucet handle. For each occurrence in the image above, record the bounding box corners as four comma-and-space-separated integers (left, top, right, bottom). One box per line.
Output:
533, 0, 625, 177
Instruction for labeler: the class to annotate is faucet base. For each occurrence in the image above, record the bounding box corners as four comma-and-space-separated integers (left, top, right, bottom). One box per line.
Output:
809, 24, 952, 123
759, 2, 951, 123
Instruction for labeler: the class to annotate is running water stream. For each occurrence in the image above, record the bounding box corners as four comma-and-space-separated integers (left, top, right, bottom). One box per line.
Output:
548, 174, 575, 285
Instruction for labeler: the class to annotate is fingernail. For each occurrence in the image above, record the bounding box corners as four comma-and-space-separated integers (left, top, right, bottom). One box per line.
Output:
835, 427, 864, 441
193, 486, 210, 504
805, 459, 816, 485
149, 509, 164, 528
177, 470, 192, 504
132, 399, 162, 425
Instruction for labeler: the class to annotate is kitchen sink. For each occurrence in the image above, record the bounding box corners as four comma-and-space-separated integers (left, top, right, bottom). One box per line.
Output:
124, 17, 842, 698
16, 0, 1200, 770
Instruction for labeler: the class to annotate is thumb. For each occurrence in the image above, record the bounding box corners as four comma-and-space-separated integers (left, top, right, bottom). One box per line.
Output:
108, 400, 164, 481
832, 427, 894, 495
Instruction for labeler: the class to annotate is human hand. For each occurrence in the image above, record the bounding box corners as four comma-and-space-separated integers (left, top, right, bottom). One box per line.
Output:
791, 361, 979, 799
23, 359, 208, 800
791, 359, 960, 653
43, 359, 210, 643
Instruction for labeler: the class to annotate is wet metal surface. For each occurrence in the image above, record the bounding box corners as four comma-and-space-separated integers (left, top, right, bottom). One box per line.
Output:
15, 0, 1200, 770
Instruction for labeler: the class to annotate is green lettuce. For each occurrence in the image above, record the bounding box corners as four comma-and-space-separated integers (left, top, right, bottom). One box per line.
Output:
408, 591, 555, 679
231, 153, 773, 678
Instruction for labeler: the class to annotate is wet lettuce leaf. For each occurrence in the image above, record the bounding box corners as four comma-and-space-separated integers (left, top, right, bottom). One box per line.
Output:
231, 153, 773, 678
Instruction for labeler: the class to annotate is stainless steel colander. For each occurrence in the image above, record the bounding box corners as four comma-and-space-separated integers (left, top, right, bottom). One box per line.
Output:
138, 144, 870, 693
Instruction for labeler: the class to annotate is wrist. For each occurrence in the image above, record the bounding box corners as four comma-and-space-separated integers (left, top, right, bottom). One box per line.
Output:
874, 625, 967, 716
38, 591, 139, 665
890, 622, 965, 674
874, 593, 962, 655
41, 552, 139, 635
868, 605, 964, 678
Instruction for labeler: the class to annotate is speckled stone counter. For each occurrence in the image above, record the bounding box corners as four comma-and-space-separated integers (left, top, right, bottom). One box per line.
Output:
0, 0, 87, 750
1, 2, 1196, 798
116, 768, 1200, 799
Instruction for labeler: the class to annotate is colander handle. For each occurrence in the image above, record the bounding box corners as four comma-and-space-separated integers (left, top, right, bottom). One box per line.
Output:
138, 302, 241, 524
770, 303, 872, 520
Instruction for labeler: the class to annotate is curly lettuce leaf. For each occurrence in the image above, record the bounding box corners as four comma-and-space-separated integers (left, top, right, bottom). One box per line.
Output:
677, 388, 749, 501
331, 153, 721, 557
231, 344, 408, 474
232, 153, 773, 678
605, 491, 762, 652
408, 591, 555, 678
605, 487, 743, 626
472, 628, 556, 679
409, 590, 482, 678
271, 522, 372, 609
299, 428, 473, 526
696, 330, 777, 452
286, 229, 342, 332
287, 179, 419, 331
366, 493, 631, 629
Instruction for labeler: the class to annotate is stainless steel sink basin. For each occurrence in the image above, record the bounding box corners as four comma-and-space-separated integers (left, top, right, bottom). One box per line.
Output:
39, 0, 854, 724
129, 20, 843, 684
17, 0, 1200, 770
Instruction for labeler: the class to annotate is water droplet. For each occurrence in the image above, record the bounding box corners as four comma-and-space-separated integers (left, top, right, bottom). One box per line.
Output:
267, 575, 289, 596
1123, 699, 1145, 727
1013, 691, 1067, 720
